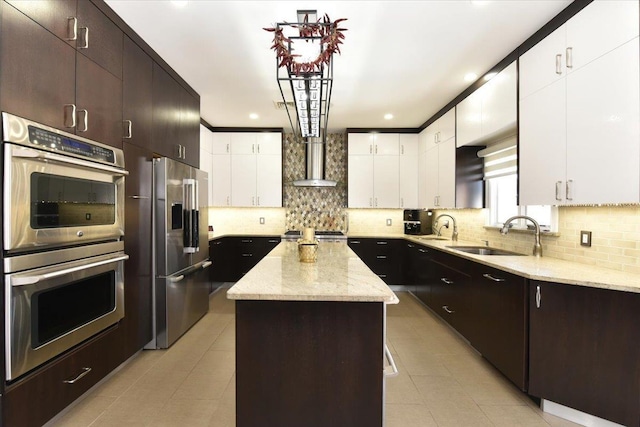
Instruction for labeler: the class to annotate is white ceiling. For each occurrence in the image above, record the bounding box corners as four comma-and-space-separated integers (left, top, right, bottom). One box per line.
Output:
105, 0, 571, 131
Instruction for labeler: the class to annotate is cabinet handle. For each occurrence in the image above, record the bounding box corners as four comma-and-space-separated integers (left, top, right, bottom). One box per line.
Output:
63, 367, 92, 384
482, 273, 505, 282
442, 305, 455, 314
401, 145, 404, 155
64, 104, 77, 128
226, 196, 230, 206
400, 197, 404, 208
268, 239, 279, 243
252, 144, 255, 154
376, 241, 388, 245
378, 274, 387, 278
418, 248, 428, 253
123, 120, 132, 139
252, 196, 255, 206
555, 54, 562, 75
182, 145, 186, 159
350, 240, 361, 244
407, 243, 415, 248
374, 198, 378, 207
129, 195, 150, 200
566, 179, 573, 201
257, 196, 260, 206
77, 109, 88, 132
226, 143, 229, 153
376, 255, 387, 259
369, 198, 373, 207
79, 26, 89, 49
375, 145, 378, 154
242, 253, 253, 257
440, 278, 454, 285
369, 145, 372, 154
66, 17, 78, 41
535, 285, 541, 309
566, 47, 573, 69
555, 181, 563, 201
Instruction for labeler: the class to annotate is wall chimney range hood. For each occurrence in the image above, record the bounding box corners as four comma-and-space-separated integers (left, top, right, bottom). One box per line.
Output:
293, 137, 337, 187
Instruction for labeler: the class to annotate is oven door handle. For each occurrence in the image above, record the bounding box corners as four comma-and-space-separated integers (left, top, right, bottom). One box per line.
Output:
10, 254, 129, 287
11, 147, 129, 176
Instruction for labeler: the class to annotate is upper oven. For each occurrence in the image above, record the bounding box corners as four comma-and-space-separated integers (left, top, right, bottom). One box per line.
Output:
2, 112, 127, 254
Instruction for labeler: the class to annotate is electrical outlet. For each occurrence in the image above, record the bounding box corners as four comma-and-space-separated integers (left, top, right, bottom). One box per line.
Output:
386, 219, 392, 226
259, 217, 265, 225
580, 230, 592, 247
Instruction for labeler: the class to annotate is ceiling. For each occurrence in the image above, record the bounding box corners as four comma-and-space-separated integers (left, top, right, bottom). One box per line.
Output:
105, 0, 572, 132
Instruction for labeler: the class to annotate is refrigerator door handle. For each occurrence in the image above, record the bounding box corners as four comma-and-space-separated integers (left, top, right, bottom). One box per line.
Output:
183, 178, 197, 253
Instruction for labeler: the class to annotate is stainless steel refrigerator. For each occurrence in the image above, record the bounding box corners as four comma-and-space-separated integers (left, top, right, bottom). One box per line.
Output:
148, 157, 211, 349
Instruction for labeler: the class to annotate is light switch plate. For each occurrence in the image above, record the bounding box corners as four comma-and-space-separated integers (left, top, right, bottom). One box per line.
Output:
386, 219, 392, 226
259, 217, 265, 225
580, 230, 592, 247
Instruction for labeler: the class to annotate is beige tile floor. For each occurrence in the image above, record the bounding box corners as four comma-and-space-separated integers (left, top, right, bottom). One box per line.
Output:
49, 288, 580, 427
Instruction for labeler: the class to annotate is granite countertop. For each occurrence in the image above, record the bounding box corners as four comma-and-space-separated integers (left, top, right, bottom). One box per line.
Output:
226, 241, 399, 304
370, 234, 640, 294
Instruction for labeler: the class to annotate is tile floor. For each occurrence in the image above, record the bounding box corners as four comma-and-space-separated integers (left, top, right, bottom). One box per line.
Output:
49, 288, 580, 427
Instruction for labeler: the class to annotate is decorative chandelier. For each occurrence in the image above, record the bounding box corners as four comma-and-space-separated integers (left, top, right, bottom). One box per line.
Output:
265, 10, 347, 141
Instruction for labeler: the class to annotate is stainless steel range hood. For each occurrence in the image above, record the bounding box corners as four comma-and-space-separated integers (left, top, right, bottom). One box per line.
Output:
293, 137, 337, 187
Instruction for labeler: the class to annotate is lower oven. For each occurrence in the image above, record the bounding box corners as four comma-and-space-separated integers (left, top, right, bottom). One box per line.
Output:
3, 243, 127, 381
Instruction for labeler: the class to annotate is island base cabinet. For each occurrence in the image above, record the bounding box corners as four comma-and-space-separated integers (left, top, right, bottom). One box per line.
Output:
529, 281, 640, 427
235, 300, 384, 427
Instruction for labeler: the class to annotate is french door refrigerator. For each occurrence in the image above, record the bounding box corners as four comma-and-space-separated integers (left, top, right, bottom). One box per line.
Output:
148, 157, 211, 349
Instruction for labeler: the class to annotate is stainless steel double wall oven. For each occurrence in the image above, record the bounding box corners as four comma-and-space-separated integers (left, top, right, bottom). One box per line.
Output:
2, 112, 128, 381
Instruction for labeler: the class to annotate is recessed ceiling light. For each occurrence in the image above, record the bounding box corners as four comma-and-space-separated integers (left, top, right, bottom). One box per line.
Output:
249, 113, 259, 120
484, 72, 498, 81
171, 1, 188, 8
464, 72, 478, 82
384, 113, 394, 120
470, 1, 491, 6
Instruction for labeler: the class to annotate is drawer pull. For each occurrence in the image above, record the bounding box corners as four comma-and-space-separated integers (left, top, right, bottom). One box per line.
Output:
63, 367, 92, 384
442, 305, 455, 314
482, 273, 505, 282
376, 241, 388, 245
376, 255, 387, 259
268, 239, 279, 243
242, 253, 253, 257
418, 248, 428, 253
350, 240, 361, 244
241, 239, 253, 243
440, 278, 454, 285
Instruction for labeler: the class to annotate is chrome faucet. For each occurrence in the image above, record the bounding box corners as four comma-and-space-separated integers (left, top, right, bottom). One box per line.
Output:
434, 214, 458, 242
500, 215, 543, 257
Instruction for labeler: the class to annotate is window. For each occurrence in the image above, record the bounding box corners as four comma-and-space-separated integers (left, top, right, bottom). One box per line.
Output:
481, 137, 557, 232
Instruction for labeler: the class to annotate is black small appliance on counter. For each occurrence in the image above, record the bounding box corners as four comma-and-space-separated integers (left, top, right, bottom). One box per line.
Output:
403, 209, 434, 235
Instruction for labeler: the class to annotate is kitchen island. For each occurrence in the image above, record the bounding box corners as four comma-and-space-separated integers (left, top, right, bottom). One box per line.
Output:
227, 241, 398, 427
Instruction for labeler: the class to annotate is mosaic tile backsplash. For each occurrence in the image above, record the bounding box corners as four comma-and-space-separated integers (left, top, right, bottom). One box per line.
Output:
283, 133, 348, 231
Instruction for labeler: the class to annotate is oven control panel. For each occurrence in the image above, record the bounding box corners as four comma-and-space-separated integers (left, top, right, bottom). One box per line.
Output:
28, 126, 116, 163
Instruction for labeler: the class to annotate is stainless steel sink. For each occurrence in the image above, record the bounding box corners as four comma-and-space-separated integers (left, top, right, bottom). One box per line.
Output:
446, 246, 525, 256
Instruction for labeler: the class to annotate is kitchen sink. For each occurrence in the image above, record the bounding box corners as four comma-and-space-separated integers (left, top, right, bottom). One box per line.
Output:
446, 246, 525, 256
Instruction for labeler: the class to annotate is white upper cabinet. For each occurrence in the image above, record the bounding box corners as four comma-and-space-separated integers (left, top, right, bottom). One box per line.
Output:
519, 0, 639, 205
457, 62, 517, 147
399, 134, 419, 208
423, 109, 455, 151
227, 132, 282, 207
199, 125, 214, 206
347, 133, 401, 208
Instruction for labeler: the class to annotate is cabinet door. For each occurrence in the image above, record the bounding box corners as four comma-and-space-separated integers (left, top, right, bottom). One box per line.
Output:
348, 155, 374, 208
429, 258, 471, 334
566, 0, 639, 73
0, 3, 76, 130
211, 154, 232, 206
529, 281, 640, 427
231, 154, 257, 207
122, 142, 153, 360
5, 0, 77, 47
566, 39, 640, 205
75, 53, 123, 148
152, 63, 182, 159
519, 25, 566, 99
231, 133, 257, 155
423, 148, 439, 208
373, 155, 399, 208
257, 132, 282, 155
76, 0, 123, 79
256, 154, 282, 207
437, 109, 456, 143
123, 36, 153, 149
348, 133, 374, 155
519, 78, 567, 206
180, 90, 200, 168
373, 133, 399, 156
399, 134, 419, 208
437, 139, 456, 208
211, 132, 231, 155
423, 122, 439, 152
482, 62, 517, 137
456, 89, 483, 147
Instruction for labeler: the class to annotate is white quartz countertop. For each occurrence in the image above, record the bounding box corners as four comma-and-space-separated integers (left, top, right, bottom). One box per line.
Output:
393, 235, 640, 294
227, 241, 399, 304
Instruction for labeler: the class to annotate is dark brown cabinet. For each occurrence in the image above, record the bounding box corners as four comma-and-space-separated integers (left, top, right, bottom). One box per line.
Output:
120, 142, 153, 362
347, 238, 404, 285
0, 0, 123, 148
529, 281, 640, 427
3, 326, 121, 427
123, 36, 153, 149
151, 62, 200, 167
209, 236, 281, 283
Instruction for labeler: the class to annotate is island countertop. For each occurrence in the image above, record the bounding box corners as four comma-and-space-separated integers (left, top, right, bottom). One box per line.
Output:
227, 241, 399, 304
